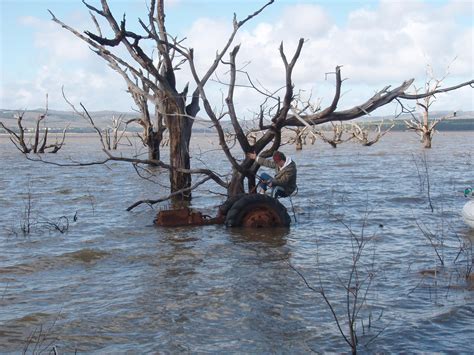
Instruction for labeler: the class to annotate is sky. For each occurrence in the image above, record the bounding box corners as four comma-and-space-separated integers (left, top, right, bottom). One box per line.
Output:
0, 0, 473, 119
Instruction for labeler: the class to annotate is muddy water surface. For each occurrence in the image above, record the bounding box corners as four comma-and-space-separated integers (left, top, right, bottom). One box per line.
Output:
0, 132, 473, 352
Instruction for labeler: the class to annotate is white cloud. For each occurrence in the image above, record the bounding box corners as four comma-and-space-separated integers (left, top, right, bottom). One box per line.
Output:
2, 63, 130, 111
2, 1, 472, 116
181, 0, 473, 115
1, 14, 135, 111
276, 4, 332, 39
19, 15, 91, 61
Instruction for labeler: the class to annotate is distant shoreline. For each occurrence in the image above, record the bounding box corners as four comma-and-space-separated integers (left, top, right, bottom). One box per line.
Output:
2, 122, 473, 135
1, 109, 473, 133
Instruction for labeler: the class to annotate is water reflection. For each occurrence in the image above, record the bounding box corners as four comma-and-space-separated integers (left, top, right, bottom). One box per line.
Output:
227, 227, 289, 248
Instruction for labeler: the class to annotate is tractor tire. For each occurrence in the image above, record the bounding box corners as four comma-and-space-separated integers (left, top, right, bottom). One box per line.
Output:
225, 194, 291, 228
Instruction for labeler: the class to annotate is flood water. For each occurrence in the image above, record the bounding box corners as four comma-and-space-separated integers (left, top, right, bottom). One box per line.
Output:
0, 131, 473, 353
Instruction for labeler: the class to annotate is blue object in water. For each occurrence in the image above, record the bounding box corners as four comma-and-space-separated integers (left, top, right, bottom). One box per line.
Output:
258, 172, 273, 191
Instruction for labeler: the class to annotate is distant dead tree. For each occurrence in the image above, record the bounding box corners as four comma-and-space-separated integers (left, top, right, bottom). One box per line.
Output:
402, 62, 465, 148
103, 114, 129, 150
314, 121, 353, 148
284, 107, 318, 150
351, 122, 395, 147
294, 127, 305, 150
286, 127, 307, 150
125, 77, 167, 159
0, 96, 67, 154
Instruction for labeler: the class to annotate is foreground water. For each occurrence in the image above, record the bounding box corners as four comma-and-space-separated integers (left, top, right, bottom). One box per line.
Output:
0, 132, 473, 353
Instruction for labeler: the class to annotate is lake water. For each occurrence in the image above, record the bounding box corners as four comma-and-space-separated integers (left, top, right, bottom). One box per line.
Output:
0, 131, 473, 353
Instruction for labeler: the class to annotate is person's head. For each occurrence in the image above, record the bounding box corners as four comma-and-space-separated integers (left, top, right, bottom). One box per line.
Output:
272, 151, 286, 167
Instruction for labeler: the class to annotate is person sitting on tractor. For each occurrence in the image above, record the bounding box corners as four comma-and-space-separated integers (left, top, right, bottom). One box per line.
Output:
247, 150, 297, 198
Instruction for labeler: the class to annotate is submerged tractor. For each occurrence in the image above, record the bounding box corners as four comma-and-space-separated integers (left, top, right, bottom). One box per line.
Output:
154, 194, 292, 228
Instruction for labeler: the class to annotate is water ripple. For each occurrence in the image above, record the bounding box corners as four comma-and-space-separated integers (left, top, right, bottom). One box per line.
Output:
1, 133, 473, 353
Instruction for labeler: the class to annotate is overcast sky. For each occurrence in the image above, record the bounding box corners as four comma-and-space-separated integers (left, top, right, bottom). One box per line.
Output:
1, 0, 472, 118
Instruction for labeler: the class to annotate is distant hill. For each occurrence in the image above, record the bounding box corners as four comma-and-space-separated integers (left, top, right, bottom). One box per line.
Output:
349, 118, 474, 132
295, 111, 474, 132
334, 112, 473, 132
0, 108, 140, 133
1, 108, 472, 133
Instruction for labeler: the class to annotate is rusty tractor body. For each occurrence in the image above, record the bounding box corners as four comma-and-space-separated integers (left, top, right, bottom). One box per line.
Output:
154, 208, 224, 227
154, 194, 291, 228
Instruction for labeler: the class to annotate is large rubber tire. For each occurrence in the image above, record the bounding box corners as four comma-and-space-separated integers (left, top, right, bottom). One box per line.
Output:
225, 194, 291, 228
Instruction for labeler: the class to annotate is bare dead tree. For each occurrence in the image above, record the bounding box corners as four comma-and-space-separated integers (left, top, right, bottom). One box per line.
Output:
351, 121, 395, 147
0, 96, 67, 154
403, 61, 466, 148
314, 121, 353, 148
125, 75, 167, 159
103, 114, 129, 150
49, 0, 274, 200
36, 93, 229, 211
286, 107, 318, 148
286, 127, 309, 150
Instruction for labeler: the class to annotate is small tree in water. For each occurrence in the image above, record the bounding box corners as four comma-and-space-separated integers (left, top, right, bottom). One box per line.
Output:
404, 62, 462, 149
0, 95, 67, 154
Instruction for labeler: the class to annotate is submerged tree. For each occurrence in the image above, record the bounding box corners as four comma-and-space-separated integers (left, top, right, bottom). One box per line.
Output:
402, 63, 461, 148
286, 126, 317, 150
103, 114, 129, 151
315, 121, 353, 148
125, 77, 166, 160
351, 122, 394, 147
49, 0, 273, 199
0, 96, 67, 154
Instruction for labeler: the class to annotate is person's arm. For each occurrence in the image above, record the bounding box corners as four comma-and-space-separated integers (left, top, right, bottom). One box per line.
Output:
256, 156, 277, 169
246, 152, 277, 169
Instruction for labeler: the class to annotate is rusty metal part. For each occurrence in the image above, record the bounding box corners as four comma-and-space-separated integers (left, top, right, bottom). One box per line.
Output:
154, 208, 224, 227
239, 205, 283, 228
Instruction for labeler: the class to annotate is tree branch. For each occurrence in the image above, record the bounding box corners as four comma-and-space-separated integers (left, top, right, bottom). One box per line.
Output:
398, 79, 474, 99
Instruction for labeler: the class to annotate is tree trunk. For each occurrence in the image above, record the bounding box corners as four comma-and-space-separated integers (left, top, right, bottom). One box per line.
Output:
167, 115, 193, 200
147, 128, 162, 160
421, 109, 432, 148
228, 169, 246, 197
295, 134, 303, 150
148, 105, 167, 160
38, 128, 49, 153
423, 130, 432, 149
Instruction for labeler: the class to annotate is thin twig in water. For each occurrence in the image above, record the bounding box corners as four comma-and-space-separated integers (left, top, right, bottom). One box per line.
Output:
420, 152, 434, 212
